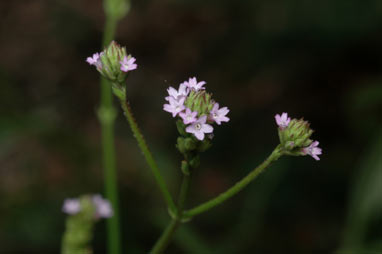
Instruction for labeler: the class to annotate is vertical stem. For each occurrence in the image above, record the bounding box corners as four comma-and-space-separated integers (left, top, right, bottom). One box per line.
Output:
150, 173, 191, 254
99, 17, 121, 254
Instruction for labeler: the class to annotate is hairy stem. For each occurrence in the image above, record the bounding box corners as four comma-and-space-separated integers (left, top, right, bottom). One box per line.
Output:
119, 98, 177, 212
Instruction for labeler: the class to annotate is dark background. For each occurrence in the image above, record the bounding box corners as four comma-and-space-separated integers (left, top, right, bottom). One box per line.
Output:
0, 0, 381, 253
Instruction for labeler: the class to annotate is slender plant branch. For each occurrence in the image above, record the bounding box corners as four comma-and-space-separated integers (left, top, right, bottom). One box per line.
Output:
182, 145, 282, 219
150, 169, 191, 254
119, 98, 177, 212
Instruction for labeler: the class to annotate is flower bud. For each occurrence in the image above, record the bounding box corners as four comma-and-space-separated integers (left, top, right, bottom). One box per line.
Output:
197, 138, 212, 153
99, 41, 129, 83
181, 160, 190, 175
279, 118, 313, 150
189, 155, 200, 169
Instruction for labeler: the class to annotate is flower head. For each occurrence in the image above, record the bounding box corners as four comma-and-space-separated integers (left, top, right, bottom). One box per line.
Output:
62, 198, 81, 215
179, 108, 198, 124
186, 115, 213, 140
210, 103, 230, 125
163, 96, 186, 117
302, 141, 322, 161
92, 195, 113, 219
87, 41, 137, 85
120, 56, 137, 72
275, 112, 291, 130
184, 77, 206, 91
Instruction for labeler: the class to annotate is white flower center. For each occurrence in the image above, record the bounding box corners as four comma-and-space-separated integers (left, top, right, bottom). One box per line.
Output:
213, 113, 218, 118
195, 123, 201, 130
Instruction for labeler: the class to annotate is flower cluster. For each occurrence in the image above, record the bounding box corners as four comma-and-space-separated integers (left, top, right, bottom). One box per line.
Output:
163, 77, 229, 141
86, 41, 137, 84
275, 112, 322, 161
62, 194, 113, 219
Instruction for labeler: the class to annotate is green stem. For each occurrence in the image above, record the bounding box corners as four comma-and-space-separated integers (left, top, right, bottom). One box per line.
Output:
150, 172, 191, 254
182, 145, 282, 219
98, 16, 121, 254
177, 172, 191, 215
150, 219, 180, 254
119, 98, 177, 213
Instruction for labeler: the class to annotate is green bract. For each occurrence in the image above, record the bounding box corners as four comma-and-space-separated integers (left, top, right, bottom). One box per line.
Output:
184, 90, 215, 117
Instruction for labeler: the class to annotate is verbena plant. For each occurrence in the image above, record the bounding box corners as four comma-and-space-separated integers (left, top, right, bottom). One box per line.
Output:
61, 41, 322, 254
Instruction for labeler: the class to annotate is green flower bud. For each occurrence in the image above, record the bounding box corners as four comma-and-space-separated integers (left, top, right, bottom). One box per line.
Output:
197, 138, 212, 153
189, 155, 200, 169
176, 137, 187, 154
99, 41, 129, 83
181, 160, 190, 175
184, 137, 197, 151
176, 119, 187, 136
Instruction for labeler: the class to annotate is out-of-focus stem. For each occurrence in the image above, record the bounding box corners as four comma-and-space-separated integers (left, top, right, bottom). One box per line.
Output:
98, 16, 121, 254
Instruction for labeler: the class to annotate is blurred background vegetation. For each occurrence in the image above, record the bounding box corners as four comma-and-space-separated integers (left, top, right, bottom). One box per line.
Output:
0, 0, 381, 253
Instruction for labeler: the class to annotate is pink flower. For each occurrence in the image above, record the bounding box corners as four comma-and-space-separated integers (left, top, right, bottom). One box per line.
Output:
62, 198, 81, 215
86, 52, 103, 69
302, 141, 322, 161
184, 77, 206, 91
186, 115, 213, 140
209, 103, 230, 125
275, 112, 291, 129
165, 83, 189, 101
92, 195, 113, 219
163, 97, 186, 117
179, 108, 198, 124
120, 56, 137, 72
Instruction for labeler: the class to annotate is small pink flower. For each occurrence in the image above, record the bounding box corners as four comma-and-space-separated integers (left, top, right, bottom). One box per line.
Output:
209, 103, 230, 125
184, 77, 206, 91
179, 108, 198, 124
86, 52, 103, 69
275, 112, 291, 129
62, 198, 81, 215
302, 141, 322, 161
163, 97, 186, 117
186, 115, 213, 140
165, 83, 189, 101
92, 195, 113, 219
120, 56, 137, 72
